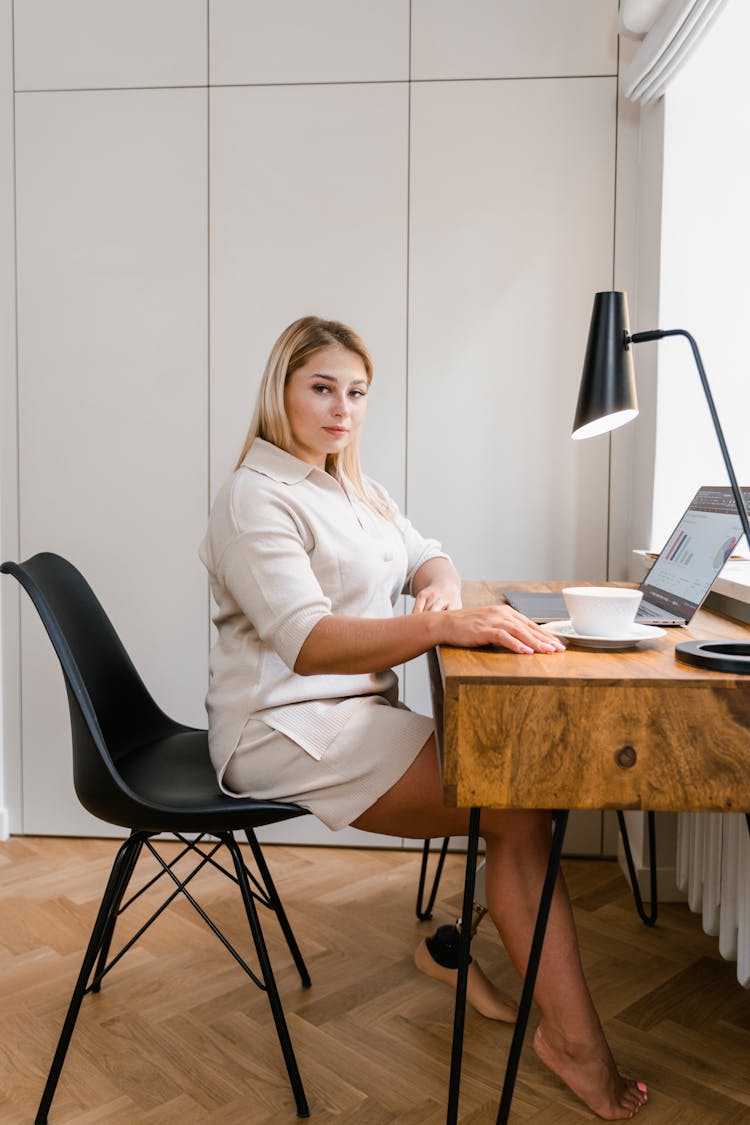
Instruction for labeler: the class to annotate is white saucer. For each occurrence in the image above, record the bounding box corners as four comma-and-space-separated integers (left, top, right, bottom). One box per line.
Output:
542, 620, 666, 651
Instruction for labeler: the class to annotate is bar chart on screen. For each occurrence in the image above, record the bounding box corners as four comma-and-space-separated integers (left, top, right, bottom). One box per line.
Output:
647, 497, 745, 605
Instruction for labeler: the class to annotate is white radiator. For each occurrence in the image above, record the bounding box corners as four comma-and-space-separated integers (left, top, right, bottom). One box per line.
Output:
676, 812, 750, 987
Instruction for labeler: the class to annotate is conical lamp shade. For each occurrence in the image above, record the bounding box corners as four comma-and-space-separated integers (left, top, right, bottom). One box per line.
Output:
572, 291, 639, 439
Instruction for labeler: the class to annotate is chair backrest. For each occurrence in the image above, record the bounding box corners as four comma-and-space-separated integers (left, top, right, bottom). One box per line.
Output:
1, 552, 178, 822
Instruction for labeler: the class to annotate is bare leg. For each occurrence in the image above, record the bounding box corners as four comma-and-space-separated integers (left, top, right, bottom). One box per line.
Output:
414, 925, 518, 1022
353, 737, 648, 1120
415, 857, 517, 1022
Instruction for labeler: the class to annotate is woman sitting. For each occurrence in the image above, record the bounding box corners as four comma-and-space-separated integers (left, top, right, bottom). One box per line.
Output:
200, 315, 648, 1120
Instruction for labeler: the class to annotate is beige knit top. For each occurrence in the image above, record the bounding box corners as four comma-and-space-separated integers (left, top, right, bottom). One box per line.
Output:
199, 439, 448, 782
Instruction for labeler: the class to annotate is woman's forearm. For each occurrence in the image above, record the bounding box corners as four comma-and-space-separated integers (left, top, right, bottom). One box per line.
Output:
294, 602, 564, 676
295, 557, 463, 676
294, 611, 443, 675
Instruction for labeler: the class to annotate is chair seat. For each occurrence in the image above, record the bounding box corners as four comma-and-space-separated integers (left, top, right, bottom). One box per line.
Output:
113, 727, 308, 833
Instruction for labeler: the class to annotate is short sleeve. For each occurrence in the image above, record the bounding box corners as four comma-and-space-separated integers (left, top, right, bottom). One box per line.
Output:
218, 495, 331, 671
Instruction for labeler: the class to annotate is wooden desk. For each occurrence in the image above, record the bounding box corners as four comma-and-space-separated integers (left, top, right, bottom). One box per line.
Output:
430, 581, 750, 1124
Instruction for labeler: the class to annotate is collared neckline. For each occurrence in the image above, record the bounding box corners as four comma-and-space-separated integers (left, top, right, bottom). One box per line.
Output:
241, 438, 320, 485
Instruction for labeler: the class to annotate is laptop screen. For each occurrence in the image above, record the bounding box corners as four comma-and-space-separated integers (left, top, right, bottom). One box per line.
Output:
641, 486, 750, 622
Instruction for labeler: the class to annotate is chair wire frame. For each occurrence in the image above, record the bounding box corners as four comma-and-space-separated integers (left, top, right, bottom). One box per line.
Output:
35, 828, 311, 1124
90, 829, 312, 993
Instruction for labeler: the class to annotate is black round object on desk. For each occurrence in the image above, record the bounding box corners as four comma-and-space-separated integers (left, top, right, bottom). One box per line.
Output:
675, 640, 750, 674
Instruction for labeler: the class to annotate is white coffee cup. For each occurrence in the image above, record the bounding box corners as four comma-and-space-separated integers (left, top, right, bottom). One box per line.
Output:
562, 586, 643, 637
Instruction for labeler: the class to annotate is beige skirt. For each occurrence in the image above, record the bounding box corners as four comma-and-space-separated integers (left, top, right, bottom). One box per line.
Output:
222, 695, 434, 831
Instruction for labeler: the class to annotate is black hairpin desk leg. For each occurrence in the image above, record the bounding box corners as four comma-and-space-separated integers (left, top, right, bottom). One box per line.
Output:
617, 810, 658, 926
496, 809, 570, 1125
416, 836, 450, 920
446, 807, 481, 1125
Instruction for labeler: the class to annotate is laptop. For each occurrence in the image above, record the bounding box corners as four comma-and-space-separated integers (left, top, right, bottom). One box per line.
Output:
505, 485, 750, 627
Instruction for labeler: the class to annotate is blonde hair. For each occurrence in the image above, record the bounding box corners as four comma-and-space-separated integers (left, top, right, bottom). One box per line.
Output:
235, 316, 389, 516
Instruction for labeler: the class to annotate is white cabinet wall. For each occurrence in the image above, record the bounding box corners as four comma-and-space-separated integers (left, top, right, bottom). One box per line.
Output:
13, 0, 207, 89
0, 0, 16, 842
407, 77, 615, 583
209, 82, 410, 502
410, 0, 618, 78
14, 89, 209, 835
209, 0, 409, 84
3, 0, 624, 855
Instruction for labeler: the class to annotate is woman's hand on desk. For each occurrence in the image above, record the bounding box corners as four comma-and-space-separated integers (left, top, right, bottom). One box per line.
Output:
412, 582, 462, 613
439, 605, 565, 655
411, 558, 462, 613
407, 559, 560, 652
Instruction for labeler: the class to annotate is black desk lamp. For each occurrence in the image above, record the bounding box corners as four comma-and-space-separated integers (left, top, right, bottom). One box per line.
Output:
572, 290, 750, 672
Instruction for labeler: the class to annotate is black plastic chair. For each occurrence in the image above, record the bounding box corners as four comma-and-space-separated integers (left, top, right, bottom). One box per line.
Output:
1, 552, 312, 1123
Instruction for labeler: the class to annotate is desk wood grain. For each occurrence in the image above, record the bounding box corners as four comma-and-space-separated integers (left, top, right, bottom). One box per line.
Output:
435, 581, 750, 814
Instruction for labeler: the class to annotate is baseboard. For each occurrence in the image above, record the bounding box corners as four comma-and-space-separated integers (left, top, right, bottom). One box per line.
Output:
617, 855, 687, 903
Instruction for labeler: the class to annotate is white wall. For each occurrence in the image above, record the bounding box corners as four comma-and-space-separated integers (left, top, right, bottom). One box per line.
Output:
651, 0, 750, 549
623, 1, 750, 553
1, 0, 627, 845
0, 0, 16, 841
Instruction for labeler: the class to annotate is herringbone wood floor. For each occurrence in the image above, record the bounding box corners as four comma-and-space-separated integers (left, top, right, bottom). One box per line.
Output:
1, 836, 748, 1123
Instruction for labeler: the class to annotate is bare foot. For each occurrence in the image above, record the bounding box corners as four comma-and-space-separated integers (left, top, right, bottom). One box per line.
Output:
533, 1025, 648, 1119
414, 937, 518, 1022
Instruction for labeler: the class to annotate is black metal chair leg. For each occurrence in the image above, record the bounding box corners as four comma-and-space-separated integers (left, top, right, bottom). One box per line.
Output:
35, 835, 142, 1125
416, 836, 450, 920
496, 810, 569, 1125
446, 809, 481, 1125
225, 833, 309, 1119
244, 829, 311, 988
617, 810, 658, 926
91, 833, 145, 992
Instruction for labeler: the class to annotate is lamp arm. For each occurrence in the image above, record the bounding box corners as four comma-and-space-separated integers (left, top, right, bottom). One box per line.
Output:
629, 327, 750, 551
